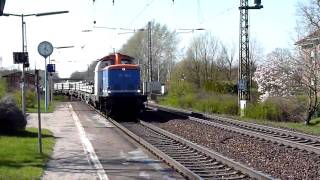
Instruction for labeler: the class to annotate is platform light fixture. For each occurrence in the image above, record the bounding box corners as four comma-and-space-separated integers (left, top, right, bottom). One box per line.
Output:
3, 10, 69, 114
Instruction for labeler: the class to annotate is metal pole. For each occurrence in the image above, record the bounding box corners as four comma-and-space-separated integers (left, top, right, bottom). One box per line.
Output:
49, 56, 52, 103
238, 0, 250, 103
45, 57, 48, 112
148, 21, 152, 82
50, 75, 53, 103
21, 14, 26, 115
36, 69, 42, 154
238, 0, 262, 116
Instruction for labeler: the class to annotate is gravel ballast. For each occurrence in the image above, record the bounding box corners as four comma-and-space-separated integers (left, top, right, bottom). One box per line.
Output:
152, 119, 320, 179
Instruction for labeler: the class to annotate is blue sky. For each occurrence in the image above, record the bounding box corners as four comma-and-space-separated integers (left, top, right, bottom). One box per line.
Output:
0, 0, 300, 77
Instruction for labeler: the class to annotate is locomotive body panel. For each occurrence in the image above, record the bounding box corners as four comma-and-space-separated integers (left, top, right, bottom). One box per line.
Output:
54, 53, 146, 119
102, 66, 141, 97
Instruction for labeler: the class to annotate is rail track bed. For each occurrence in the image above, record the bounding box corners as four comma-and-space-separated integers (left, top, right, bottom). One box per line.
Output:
149, 104, 320, 155
118, 121, 272, 179
87, 102, 273, 179
140, 109, 320, 179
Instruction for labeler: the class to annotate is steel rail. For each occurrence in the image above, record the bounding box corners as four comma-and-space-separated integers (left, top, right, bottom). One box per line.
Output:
107, 118, 202, 179
203, 113, 320, 142
140, 121, 274, 180
189, 117, 320, 154
86, 102, 274, 179
87, 104, 201, 179
149, 103, 320, 155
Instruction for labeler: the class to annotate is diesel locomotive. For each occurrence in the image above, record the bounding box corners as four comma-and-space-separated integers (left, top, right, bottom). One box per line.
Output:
54, 53, 147, 117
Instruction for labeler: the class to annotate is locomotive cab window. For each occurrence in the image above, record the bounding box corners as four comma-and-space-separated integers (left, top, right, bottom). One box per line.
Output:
102, 60, 114, 67
121, 59, 133, 64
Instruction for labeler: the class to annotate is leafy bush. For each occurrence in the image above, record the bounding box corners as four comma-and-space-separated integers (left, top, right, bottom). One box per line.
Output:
13, 90, 36, 109
0, 79, 7, 99
13, 90, 22, 109
160, 88, 238, 116
245, 97, 306, 122
53, 95, 69, 101
204, 81, 237, 94
26, 90, 36, 108
167, 80, 195, 97
162, 79, 306, 122
0, 98, 26, 134
179, 93, 196, 108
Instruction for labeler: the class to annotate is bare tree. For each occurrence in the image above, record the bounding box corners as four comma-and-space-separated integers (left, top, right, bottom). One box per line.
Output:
293, 46, 320, 124
121, 21, 179, 83
185, 37, 202, 88
185, 33, 222, 88
220, 43, 236, 81
295, 0, 320, 124
249, 39, 264, 87
298, 0, 320, 34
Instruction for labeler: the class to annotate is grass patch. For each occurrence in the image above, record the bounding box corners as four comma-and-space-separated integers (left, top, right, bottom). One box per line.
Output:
0, 128, 54, 179
26, 94, 69, 113
239, 116, 320, 136
160, 92, 239, 116
26, 99, 55, 113
53, 95, 69, 102
160, 95, 320, 136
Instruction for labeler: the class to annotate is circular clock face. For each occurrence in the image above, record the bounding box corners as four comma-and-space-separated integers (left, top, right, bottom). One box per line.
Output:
38, 41, 53, 58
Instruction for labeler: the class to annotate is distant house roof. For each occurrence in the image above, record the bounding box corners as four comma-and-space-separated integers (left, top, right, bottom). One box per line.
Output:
2, 71, 35, 78
295, 30, 320, 46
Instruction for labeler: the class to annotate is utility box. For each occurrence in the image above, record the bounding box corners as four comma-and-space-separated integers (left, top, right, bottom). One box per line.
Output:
150, 81, 161, 94
143, 81, 162, 95
0, 0, 5, 16
240, 100, 246, 117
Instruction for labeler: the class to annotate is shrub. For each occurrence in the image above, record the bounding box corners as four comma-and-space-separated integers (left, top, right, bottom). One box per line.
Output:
220, 99, 238, 115
13, 90, 36, 109
245, 97, 306, 122
204, 81, 237, 94
53, 95, 69, 101
0, 97, 26, 134
0, 79, 7, 99
179, 93, 195, 109
163, 89, 239, 116
13, 90, 22, 109
167, 80, 195, 97
26, 90, 36, 108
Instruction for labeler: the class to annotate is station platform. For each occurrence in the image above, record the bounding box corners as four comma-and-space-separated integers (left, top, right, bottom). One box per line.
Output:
27, 102, 184, 180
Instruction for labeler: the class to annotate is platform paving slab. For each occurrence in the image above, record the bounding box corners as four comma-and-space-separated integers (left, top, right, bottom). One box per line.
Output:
27, 102, 185, 180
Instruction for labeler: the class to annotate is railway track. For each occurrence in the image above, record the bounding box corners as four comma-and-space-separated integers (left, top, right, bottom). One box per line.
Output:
87, 103, 273, 179
148, 103, 320, 155
116, 121, 273, 179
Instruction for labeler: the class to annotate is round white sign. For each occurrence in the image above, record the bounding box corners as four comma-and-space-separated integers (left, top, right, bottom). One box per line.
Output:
38, 41, 53, 58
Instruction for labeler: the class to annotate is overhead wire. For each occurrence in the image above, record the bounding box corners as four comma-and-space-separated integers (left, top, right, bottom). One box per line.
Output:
197, 0, 204, 25
127, 0, 156, 27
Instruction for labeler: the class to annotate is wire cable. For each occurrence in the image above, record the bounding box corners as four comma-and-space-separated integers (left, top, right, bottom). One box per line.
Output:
127, 0, 156, 27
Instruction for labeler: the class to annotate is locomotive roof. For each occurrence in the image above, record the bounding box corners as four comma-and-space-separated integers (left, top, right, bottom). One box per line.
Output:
103, 64, 139, 70
100, 53, 134, 61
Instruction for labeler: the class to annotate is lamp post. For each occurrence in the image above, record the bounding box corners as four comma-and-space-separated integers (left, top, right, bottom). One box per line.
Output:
3, 10, 69, 115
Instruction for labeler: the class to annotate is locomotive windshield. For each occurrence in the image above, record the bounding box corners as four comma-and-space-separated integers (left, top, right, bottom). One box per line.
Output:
121, 58, 134, 64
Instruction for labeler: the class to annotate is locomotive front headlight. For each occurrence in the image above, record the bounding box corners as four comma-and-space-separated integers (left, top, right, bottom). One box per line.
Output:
137, 89, 141, 93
